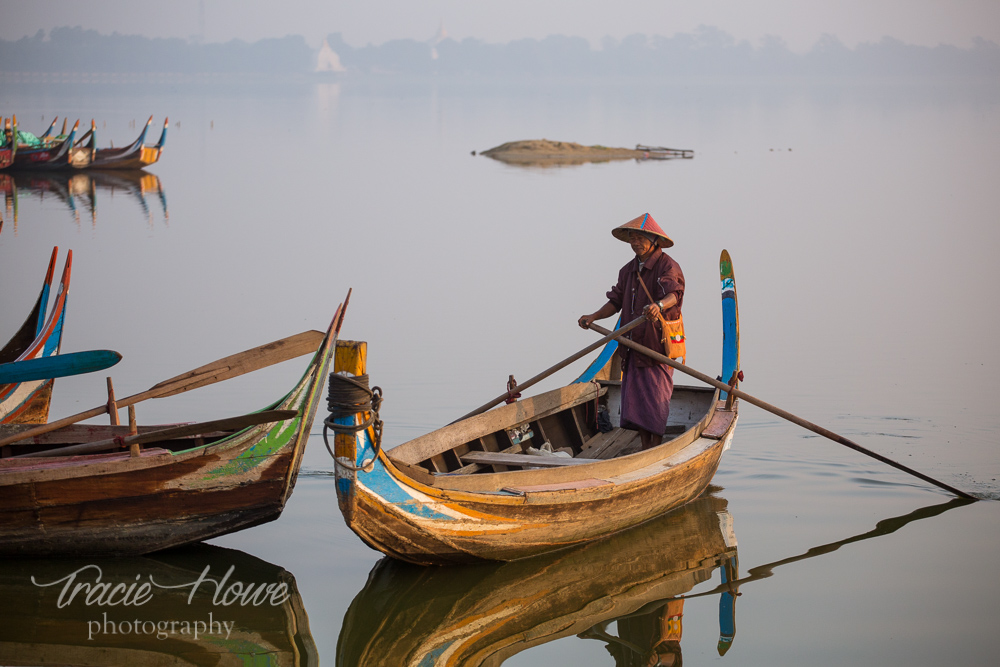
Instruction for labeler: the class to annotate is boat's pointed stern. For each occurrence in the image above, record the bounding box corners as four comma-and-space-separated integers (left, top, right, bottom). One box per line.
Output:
720, 250, 740, 402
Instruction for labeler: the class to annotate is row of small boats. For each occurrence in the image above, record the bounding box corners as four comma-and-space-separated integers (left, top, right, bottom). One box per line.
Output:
0, 115, 167, 171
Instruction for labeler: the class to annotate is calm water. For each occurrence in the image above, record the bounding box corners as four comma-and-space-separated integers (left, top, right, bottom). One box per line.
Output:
2, 78, 999, 665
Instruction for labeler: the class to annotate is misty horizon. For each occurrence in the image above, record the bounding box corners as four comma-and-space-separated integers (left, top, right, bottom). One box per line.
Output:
2, 24, 998, 81
5, 23, 1000, 53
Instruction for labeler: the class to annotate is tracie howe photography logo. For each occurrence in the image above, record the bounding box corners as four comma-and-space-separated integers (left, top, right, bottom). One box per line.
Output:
30, 563, 290, 641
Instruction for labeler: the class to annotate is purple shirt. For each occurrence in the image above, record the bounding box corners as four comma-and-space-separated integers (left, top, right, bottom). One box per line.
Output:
606, 249, 685, 368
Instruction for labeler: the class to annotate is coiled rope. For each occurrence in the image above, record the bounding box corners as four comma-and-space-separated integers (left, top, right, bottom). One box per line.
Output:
322, 372, 383, 472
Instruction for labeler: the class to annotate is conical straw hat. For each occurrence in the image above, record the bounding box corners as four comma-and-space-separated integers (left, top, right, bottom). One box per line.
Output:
611, 213, 674, 248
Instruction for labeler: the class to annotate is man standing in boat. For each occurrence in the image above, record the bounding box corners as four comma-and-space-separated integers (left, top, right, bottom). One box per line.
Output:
579, 213, 685, 451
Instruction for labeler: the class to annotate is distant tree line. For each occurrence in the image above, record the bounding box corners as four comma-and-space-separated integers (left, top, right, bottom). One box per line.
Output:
2, 25, 998, 80
328, 27, 1000, 79
0, 27, 313, 73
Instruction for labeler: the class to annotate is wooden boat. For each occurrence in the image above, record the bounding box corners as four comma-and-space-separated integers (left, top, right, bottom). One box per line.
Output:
0, 117, 17, 170
338, 493, 739, 666
11, 119, 92, 170
635, 144, 695, 160
331, 251, 741, 565
0, 304, 345, 557
0, 247, 70, 425
0, 543, 319, 665
88, 116, 168, 170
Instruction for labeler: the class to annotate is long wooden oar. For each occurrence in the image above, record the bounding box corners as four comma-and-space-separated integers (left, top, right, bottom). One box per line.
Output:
455, 315, 647, 422
586, 322, 977, 500
10, 409, 299, 459
0, 330, 324, 448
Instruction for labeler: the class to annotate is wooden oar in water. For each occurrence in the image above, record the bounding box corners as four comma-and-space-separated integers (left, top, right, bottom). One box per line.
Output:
586, 321, 978, 500
455, 315, 648, 422
9, 409, 300, 459
0, 330, 325, 448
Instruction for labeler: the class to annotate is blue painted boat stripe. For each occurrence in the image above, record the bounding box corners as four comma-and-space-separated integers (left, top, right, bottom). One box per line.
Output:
36, 284, 51, 337
575, 318, 621, 383
350, 427, 458, 521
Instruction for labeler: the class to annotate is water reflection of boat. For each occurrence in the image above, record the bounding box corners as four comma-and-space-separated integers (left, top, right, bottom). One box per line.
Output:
338, 490, 973, 667
0, 169, 168, 227
337, 493, 740, 667
0, 543, 319, 666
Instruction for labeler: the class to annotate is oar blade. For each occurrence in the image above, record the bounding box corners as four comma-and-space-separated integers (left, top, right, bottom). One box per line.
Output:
146, 330, 325, 399
0, 350, 122, 384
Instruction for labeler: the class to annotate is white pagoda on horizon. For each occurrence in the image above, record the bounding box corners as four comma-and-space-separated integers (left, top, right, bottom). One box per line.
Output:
316, 38, 346, 72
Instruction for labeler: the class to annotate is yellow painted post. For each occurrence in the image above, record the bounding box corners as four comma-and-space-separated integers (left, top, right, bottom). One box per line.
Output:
334, 341, 367, 520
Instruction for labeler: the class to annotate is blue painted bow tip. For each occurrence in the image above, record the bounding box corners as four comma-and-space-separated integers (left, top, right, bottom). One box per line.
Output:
0, 349, 123, 384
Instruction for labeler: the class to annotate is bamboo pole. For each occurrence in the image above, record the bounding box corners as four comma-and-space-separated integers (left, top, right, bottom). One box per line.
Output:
454, 316, 647, 422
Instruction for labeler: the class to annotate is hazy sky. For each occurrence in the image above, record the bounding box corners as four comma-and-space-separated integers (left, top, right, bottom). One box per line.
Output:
3, 0, 998, 53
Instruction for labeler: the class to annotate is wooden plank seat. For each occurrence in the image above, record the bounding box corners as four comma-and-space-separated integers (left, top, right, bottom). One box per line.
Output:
701, 405, 737, 439
458, 451, 593, 468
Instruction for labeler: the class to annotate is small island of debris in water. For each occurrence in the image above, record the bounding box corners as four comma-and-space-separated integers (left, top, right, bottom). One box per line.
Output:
478, 140, 693, 166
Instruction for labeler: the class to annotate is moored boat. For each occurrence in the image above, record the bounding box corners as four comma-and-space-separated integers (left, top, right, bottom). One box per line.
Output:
635, 144, 695, 159
0, 301, 347, 557
0, 247, 70, 425
89, 115, 168, 170
329, 251, 741, 565
0, 117, 17, 169
11, 119, 92, 170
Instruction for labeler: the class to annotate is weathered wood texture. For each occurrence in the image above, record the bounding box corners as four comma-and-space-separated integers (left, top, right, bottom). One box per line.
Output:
0, 329, 325, 448
459, 451, 593, 468
336, 371, 734, 563
389, 382, 606, 466
0, 307, 342, 557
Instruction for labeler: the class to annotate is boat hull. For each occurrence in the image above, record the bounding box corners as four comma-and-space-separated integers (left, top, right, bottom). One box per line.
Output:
333, 250, 742, 565
0, 432, 299, 556
0, 309, 340, 556
336, 385, 736, 565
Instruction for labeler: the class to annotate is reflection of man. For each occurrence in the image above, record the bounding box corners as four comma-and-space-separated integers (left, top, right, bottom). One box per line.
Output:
599, 599, 685, 666
578, 213, 684, 451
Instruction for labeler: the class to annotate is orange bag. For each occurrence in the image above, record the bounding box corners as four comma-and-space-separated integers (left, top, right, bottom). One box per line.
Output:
638, 272, 686, 360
